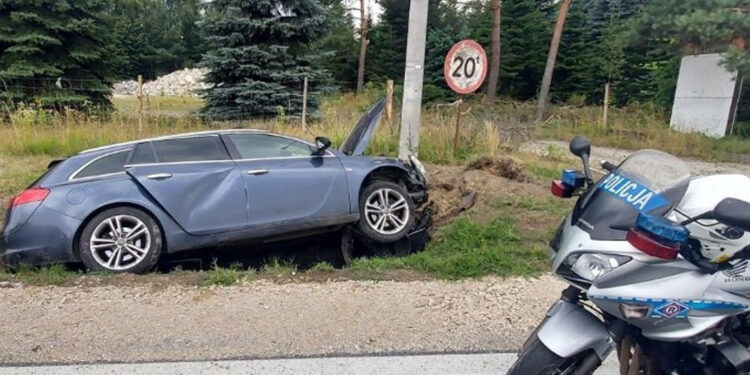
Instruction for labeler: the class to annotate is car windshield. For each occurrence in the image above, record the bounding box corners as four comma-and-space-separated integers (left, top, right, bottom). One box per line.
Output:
573, 150, 691, 240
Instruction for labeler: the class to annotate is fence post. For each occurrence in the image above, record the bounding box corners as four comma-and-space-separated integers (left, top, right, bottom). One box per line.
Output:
602, 82, 610, 128
386, 79, 394, 131
137, 75, 143, 133
302, 76, 308, 130
453, 97, 463, 156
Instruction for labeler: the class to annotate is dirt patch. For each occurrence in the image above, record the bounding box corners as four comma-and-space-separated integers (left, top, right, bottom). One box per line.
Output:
427, 160, 547, 224
466, 156, 529, 182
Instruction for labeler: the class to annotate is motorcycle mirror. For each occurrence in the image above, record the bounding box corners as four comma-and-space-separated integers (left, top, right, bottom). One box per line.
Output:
569, 136, 591, 158
713, 198, 750, 232
569, 136, 593, 184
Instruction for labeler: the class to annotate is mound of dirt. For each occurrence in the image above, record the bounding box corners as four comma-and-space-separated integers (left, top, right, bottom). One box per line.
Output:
427, 159, 547, 225
465, 156, 528, 182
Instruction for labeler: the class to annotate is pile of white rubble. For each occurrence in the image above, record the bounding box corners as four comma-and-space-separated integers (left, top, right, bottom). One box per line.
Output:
113, 68, 210, 97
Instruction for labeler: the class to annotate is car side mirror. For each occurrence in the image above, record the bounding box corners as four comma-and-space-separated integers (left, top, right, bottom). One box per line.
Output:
569, 136, 591, 158
713, 198, 750, 232
312, 136, 331, 156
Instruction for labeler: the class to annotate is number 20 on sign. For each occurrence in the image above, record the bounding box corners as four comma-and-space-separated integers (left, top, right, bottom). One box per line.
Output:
444, 40, 488, 154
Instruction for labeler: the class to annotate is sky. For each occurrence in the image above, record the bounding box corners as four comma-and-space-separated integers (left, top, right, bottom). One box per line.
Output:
344, 0, 384, 26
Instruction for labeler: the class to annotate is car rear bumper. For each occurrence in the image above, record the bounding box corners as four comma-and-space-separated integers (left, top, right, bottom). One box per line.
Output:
1, 206, 81, 267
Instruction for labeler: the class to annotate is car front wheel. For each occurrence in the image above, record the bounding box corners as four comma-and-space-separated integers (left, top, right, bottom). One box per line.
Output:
357, 180, 415, 243
78, 207, 163, 274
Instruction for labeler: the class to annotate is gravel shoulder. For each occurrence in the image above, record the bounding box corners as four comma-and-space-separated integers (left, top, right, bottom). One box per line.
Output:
0, 275, 563, 365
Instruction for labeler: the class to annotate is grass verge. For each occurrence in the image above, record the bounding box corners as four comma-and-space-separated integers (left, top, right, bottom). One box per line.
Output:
350, 196, 571, 280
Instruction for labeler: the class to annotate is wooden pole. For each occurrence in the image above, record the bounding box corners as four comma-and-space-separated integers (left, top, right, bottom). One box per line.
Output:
302, 76, 308, 130
137, 75, 143, 133
386, 79, 394, 125
486, 0, 502, 103
356, 0, 368, 93
602, 82, 610, 128
453, 97, 463, 155
536, 0, 571, 123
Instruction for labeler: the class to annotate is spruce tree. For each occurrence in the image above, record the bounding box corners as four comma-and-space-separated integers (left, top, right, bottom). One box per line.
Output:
200, 0, 330, 120
499, 0, 551, 100
311, 0, 358, 90
0, 0, 114, 109
551, 0, 591, 103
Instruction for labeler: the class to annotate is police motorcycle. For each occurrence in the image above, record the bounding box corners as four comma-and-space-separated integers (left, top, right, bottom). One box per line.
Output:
508, 136, 750, 375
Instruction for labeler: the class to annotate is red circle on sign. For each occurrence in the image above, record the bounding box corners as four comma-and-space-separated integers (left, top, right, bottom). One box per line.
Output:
444, 40, 488, 95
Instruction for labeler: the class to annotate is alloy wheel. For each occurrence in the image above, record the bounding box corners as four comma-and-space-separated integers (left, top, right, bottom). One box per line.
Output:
89, 214, 151, 271
364, 188, 410, 235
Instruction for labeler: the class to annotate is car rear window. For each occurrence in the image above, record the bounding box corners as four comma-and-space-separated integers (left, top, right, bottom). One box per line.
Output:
152, 136, 229, 163
74, 150, 130, 179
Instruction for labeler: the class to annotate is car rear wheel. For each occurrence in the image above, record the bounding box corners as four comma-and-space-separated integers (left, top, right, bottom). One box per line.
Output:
78, 207, 162, 274
357, 180, 415, 243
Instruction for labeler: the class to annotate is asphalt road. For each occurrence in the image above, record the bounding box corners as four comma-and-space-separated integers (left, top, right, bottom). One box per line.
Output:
0, 353, 620, 375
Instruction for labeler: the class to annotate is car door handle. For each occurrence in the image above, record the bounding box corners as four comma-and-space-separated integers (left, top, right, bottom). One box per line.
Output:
146, 173, 173, 180
247, 169, 269, 176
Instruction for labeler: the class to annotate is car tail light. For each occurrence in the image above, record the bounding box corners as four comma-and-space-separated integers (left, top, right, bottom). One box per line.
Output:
8, 187, 49, 209
551, 180, 573, 198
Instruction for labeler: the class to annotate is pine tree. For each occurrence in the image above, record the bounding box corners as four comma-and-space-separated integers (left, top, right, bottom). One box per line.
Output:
367, 0, 446, 84
0, 0, 115, 109
499, 0, 551, 100
551, 0, 591, 103
111, 0, 206, 80
200, 0, 331, 120
311, 0, 358, 90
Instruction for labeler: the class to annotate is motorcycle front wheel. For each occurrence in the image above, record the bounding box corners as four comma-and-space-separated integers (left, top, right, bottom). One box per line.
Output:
506, 336, 594, 375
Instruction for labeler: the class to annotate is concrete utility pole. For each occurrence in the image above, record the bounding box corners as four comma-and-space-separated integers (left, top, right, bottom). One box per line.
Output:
486, 0, 502, 103
398, 0, 429, 160
536, 0, 571, 123
356, 0, 368, 93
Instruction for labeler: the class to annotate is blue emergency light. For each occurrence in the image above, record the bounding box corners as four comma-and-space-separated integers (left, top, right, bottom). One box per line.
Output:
561, 169, 586, 189
635, 213, 689, 245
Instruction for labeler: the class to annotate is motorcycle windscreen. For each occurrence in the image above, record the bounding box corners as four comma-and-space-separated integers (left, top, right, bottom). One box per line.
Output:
571, 150, 691, 241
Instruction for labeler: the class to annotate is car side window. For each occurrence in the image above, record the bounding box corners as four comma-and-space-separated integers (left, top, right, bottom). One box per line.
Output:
74, 150, 130, 179
129, 142, 156, 164
227, 134, 312, 159
152, 136, 229, 163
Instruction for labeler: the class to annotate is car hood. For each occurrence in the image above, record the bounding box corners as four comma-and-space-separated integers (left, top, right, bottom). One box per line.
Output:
340, 98, 386, 156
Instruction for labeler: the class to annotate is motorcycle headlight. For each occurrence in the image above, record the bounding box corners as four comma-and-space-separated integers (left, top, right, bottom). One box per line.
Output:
564, 253, 631, 281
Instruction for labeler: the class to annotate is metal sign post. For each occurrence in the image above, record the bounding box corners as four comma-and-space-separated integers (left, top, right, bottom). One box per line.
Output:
444, 40, 488, 155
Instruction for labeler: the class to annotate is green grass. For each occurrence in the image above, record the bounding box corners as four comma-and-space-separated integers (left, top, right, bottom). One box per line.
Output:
200, 262, 252, 287
14, 264, 74, 286
261, 258, 298, 276
541, 103, 750, 162
308, 261, 336, 273
351, 216, 546, 279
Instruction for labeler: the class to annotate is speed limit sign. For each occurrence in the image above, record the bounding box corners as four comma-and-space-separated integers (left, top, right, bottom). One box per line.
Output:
444, 40, 488, 95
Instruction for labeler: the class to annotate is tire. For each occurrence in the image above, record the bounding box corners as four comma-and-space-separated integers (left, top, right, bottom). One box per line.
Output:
507, 337, 584, 375
78, 207, 163, 274
357, 180, 415, 243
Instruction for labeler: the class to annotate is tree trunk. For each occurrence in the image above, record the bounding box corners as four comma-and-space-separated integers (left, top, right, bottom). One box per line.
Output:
356, 0, 368, 93
536, 0, 571, 122
486, 0, 502, 103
